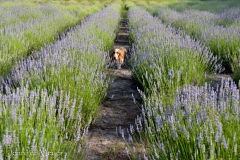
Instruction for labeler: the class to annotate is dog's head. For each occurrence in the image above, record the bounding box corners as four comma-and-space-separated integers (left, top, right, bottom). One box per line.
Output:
110, 47, 127, 61
113, 48, 121, 60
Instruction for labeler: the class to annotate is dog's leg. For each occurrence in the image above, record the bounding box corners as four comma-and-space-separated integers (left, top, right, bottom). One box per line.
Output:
117, 61, 121, 69
118, 59, 124, 69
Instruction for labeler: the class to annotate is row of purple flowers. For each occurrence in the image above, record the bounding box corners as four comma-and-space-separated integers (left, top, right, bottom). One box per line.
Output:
126, 6, 240, 159
0, 2, 121, 159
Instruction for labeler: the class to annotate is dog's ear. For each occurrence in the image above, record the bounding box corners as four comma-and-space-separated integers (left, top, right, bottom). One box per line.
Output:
121, 47, 127, 54
110, 48, 115, 57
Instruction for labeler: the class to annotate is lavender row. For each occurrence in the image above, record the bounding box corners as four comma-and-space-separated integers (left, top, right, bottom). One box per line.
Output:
0, 8, 79, 78
134, 78, 240, 159
157, 8, 240, 80
214, 8, 240, 27
0, 4, 57, 29
127, 6, 240, 159
128, 6, 221, 103
0, 86, 86, 159
156, 7, 240, 28
0, 2, 121, 159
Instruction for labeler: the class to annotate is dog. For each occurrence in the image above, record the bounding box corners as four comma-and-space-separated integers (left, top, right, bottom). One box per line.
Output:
109, 47, 127, 69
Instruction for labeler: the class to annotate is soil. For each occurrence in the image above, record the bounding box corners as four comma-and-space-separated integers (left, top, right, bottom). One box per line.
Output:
84, 17, 143, 160
208, 73, 233, 90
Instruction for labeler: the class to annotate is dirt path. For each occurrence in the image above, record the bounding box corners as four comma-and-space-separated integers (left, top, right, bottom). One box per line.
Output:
84, 15, 142, 160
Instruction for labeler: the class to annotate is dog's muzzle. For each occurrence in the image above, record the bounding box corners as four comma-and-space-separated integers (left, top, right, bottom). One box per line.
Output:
113, 53, 119, 60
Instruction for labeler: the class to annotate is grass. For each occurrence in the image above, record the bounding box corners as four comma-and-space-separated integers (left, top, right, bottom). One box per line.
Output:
51, 0, 104, 19
0, 1, 38, 7
168, 0, 240, 13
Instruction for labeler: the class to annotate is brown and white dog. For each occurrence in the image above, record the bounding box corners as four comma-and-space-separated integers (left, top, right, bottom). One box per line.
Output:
109, 47, 127, 69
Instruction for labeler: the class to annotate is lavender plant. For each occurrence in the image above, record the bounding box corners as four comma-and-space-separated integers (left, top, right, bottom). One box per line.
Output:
75, 2, 104, 20
0, 5, 57, 29
134, 78, 240, 160
156, 8, 240, 81
128, 6, 221, 103
0, 9, 78, 77
157, 8, 215, 39
214, 8, 240, 26
201, 25, 240, 74
0, 2, 121, 159
166, 1, 240, 13
0, 86, 86, 159
52, 1, 104, 19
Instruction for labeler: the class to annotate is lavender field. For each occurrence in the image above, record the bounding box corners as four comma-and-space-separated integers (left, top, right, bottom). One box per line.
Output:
0, 0, 240, 159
